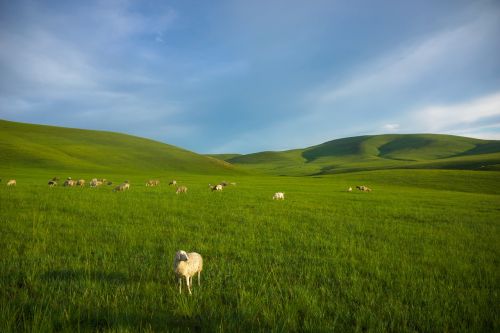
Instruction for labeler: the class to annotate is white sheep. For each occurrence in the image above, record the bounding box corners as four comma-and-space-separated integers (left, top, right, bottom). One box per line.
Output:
63, 179, 76, 187
176, 185, 188, 194
146, 179, 160, 187
347, 187, 352, 192
173, 250, 203, 294
90, 178, 103, 187
114, 181, 130, 192
356, 185, 372, 192
273, 192, 285, 200
169, 180, 177, 186
7, 179, 16, 186
48, 180, 57, 187
209, 184, 223, 191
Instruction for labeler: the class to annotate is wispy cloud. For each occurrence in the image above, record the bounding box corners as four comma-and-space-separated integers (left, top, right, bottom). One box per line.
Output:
411, 91, 500, 133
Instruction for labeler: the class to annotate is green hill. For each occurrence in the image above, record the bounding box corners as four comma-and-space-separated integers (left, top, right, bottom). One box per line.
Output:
0, 119, 238, 175
225, 134, 500, 175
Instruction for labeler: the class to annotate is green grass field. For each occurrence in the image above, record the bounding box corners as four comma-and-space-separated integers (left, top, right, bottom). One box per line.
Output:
1, 169, 499, 332
1, 120, 499, 331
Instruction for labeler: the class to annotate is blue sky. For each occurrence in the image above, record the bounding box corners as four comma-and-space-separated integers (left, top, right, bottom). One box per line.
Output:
1, 0, 499, 153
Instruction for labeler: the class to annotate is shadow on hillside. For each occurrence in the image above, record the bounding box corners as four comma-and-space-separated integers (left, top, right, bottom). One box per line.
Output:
40, 269, 128, 284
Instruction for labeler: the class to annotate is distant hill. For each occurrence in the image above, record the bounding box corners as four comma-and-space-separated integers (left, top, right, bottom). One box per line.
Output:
0, 119, 239, 175
222, 134, 500, 175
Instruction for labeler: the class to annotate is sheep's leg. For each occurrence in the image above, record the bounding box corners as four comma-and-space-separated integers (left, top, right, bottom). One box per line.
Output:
186, 276, 192, 295
198, 271, 201, 286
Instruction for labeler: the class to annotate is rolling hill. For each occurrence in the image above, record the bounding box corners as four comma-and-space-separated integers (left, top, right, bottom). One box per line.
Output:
0, 119, 239, 175
214, 134, 500, 175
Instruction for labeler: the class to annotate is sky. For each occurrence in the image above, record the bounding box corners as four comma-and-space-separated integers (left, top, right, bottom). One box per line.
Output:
0, 0, 499, 154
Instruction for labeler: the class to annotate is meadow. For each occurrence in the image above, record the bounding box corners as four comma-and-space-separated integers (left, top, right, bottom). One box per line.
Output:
1, 169, 499, 332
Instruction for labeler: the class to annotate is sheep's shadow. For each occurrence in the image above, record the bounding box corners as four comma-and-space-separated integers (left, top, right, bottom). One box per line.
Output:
40, 269, 129, 284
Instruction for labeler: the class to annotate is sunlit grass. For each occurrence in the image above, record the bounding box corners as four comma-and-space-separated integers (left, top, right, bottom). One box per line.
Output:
0, 170, 499, 331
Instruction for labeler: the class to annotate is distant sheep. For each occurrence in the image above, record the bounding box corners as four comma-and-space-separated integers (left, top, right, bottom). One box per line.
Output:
146, 179, 160, 187
356, 185, 372, 192
173, 250, 203, 294
347, 187, 352, 192
273, 192, 285, 200
209, 184, 223, 191
76, 179, 85, 187
176, 185, 188, 194
114, 181, 130, 192
169, 180, 177, 186
48, 180, 57, 187
7, 179, 16, 186
64, 178, 76, 187
90, 178, 103, 187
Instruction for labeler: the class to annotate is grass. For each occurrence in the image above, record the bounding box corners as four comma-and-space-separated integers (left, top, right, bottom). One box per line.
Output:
0, 119, 239, 175
225, 134, 500, 175
1, 169, 499, 332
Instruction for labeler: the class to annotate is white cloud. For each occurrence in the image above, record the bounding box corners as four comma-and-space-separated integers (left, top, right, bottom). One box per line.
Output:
412, 92, 500, 132
383, 123, 400, 131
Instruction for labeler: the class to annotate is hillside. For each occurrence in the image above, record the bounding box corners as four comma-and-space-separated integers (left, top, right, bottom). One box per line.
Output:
0, 119, 239, 175
224, 134, 500, 175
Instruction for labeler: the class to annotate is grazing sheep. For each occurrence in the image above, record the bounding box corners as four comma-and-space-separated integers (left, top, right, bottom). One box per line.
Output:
63, 178, 76, 187
146, 179, 160, 187
176, 186, 188, 194
169, 180, 177, 186
356, 185, 372, 192
76, 179, 85, 187
209, 184, 223, 191
114, 181, 130, 192
173, 250, 203, 295
90, 178, 103, 187
7, 179, 16, 186
273, 192, 285, 200
347, 187, 352, 192
48, 180, 57, 187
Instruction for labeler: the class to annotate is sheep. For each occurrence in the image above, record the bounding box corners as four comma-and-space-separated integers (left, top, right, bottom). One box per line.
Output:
90, 178, 103, 187
146, 179, 160, 187
209, 184, 223, 191
63, 178, 76, 187
114, 181, 130, 192
356, 185, 372, 192
176, 185, 188, 194
76, 179, 85, 187
347, 187, 352, 192
169, 180, 177, 186
48, 180, 57, 187
7, 179, 16, 186
273, 192, 285, 200
173, 250, 203, 295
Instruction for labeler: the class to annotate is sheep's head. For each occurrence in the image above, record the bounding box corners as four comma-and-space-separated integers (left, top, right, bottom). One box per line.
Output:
175, 250, 189, 262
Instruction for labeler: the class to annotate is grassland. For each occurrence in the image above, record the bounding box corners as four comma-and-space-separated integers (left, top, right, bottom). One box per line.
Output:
1, 169, 499, 332
0, 120, 238, 175
219, 134, 500, 175
1, 120, 499, 331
